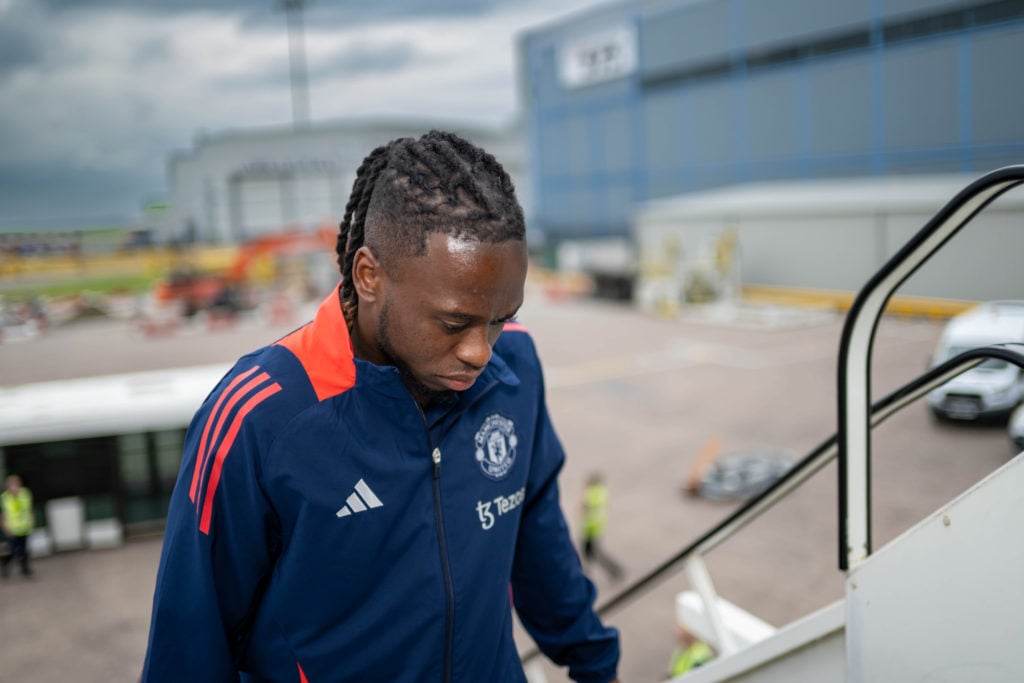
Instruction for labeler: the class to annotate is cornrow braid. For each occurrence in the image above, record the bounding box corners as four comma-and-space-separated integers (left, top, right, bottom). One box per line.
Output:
334, 130, 525, 329
335, 141, 396, 326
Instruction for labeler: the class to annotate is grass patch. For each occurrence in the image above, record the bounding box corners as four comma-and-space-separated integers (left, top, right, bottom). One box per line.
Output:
0, 273, 160, 300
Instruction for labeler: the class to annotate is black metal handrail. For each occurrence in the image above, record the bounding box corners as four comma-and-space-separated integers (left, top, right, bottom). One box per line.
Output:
836, 165, 1024, 570
521, 343, 1024, 665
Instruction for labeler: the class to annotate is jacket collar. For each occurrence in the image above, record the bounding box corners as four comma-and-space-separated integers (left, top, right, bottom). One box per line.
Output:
277, 284, 520, 402
274, 285, 357, 401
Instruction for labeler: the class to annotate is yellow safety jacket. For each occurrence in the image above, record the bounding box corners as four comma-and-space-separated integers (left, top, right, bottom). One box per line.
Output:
1, 488, 34, 537
668, 641, 714, 677
583, 483, 609, 540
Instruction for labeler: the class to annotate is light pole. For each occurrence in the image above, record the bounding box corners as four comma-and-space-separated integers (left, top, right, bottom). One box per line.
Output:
278, 0, 311, 128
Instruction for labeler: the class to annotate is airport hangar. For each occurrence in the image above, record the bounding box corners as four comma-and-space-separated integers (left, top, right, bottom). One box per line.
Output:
517, 0, 1024, 303
158, 119, 529, 246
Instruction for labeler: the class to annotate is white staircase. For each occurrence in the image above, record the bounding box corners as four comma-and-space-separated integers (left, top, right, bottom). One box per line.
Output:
674, 450, 1024, 682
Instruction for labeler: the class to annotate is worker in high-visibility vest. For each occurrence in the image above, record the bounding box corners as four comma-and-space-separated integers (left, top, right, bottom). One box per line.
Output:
1, 474, 34, 577
667, 625, 715, 679
581, 472, 624, 581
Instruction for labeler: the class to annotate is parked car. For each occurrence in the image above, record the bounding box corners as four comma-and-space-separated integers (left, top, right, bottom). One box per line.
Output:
1009, 404, 1024, 450
927, 301, 1024, 422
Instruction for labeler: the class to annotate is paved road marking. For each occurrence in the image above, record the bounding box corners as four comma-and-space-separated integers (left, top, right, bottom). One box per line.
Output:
546, 341, 769, 389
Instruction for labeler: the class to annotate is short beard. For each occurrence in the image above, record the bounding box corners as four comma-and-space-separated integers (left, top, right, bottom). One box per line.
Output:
377, 300, 454, 408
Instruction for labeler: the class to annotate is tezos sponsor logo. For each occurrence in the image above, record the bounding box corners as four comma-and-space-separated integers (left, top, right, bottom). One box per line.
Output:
476, 487, 525, 530
474, 413, 517, 480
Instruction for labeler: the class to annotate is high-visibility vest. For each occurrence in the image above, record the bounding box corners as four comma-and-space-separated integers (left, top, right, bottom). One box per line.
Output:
1, 488, 34, 537
583, 483, 609, 539
668, 641, 714, 677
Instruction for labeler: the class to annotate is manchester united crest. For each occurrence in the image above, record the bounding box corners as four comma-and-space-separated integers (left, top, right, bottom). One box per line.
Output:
474, 413, 518, 480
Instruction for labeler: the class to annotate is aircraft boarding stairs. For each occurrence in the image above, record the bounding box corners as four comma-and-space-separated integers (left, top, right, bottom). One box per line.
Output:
672, 446, 1023, 683
522, 166, 1024, 682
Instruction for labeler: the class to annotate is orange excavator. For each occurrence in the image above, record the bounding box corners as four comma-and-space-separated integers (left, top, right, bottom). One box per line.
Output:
154, 225, 335, 317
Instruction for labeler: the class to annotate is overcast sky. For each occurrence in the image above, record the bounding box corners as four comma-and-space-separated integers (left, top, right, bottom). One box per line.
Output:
0, 0, 608, 231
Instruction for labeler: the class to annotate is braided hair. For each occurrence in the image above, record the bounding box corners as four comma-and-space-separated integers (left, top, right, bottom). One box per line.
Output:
335, 130, 525, 328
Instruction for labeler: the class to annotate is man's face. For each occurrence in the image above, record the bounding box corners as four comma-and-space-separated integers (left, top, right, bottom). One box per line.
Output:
362, 233, 527, 406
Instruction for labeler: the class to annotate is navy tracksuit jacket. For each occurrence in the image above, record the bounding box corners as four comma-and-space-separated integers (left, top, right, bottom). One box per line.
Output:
142, 288, 619, 682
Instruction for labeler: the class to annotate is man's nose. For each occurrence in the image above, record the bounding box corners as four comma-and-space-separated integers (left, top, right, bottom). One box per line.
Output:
455, 326, 492, 369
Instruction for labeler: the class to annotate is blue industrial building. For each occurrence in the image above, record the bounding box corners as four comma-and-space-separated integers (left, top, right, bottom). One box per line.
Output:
518, 0, 1024, 243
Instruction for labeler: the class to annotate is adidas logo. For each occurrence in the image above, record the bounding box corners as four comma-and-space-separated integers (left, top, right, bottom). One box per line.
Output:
336, 478, 384, 517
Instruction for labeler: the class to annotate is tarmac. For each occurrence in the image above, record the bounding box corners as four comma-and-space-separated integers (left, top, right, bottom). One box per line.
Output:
0, 282, 1017, 682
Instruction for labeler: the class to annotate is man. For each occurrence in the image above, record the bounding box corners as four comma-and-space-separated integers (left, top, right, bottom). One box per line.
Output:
143, 131, 620, 682
581, 472, 624, 581
1, 474, 34, 577
667, 625, 714, 678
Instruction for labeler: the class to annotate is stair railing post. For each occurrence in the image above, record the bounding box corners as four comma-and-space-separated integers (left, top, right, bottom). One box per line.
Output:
684, 555, 738, 655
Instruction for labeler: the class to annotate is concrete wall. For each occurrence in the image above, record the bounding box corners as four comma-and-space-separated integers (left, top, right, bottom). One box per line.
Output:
633, 174, 1024, 302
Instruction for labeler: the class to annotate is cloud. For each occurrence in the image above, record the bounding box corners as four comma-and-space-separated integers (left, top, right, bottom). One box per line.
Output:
225, 39, 425, 93
313, 41, 422, 78
37, 0, 554, 26
0, 162, 160, 229
303, 8, 570, 124
0, 0, 605, 230
0, 1, 49, 80
1, 10, 279, 168
0, 25, 42, 74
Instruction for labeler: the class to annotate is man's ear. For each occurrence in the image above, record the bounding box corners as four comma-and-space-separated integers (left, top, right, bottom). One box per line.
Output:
351, 245, 382, 304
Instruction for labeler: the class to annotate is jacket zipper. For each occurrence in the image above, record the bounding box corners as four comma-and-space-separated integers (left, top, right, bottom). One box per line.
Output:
415, 400, 454, 683
432, 446, 455, 683
412, 377, 502, 682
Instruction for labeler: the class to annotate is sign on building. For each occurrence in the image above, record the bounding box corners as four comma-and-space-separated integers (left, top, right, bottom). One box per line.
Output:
558, 25, 638, 89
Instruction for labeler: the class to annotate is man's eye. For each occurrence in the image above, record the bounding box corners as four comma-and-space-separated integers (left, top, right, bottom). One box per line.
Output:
442, 321, 468, 334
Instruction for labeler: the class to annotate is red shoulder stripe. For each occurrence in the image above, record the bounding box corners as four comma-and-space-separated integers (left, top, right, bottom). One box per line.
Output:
503, 321, 528, 333
189, 366, 260, 502
198, 381, 282, 534
193, 371, 272, 512
298, 663, 309, 683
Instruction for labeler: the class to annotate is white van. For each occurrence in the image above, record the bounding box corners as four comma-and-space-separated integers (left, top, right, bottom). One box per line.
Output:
927, 301, 1024, 421
1009, 404, 1024, 450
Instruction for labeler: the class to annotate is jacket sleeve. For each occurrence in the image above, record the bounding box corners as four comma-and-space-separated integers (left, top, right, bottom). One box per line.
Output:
142, 369, 284, 682
510, 375, 620, 683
